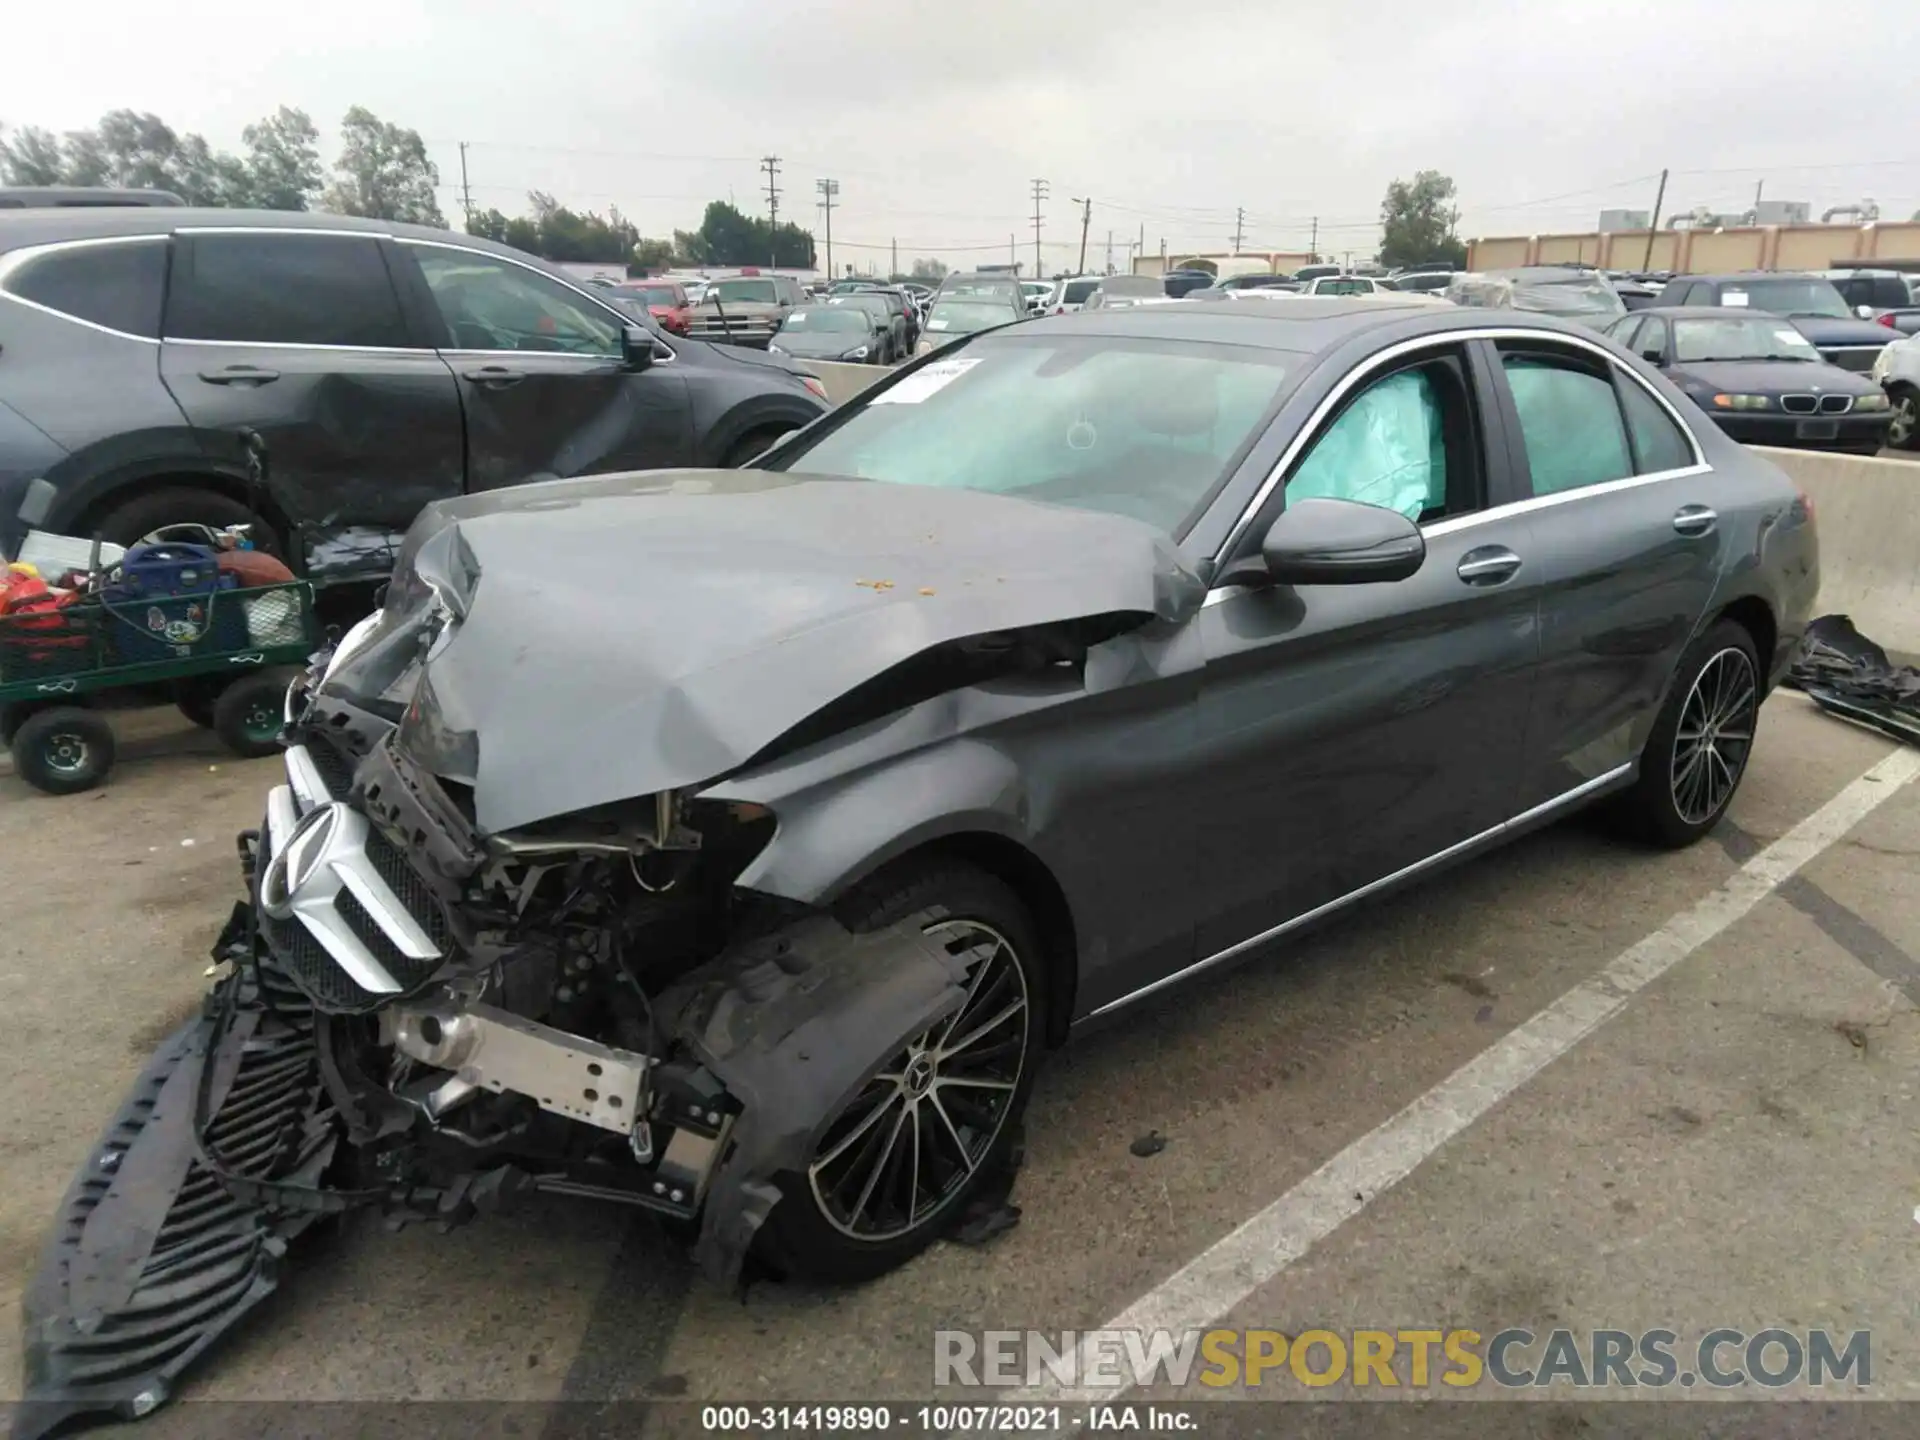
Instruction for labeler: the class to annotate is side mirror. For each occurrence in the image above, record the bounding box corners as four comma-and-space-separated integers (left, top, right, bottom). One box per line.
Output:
1219, 498, 1426, 588
620, 325, 655, 372
1855, 304, 1874, 320
1639, 347, 1665, 365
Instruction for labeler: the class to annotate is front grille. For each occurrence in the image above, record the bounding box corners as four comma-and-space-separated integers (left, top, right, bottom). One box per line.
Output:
303, 730, 358, 799
363, 823, 452, 950
1820, 394, 1853, 415
261, 910, 383, 1011
334, 886, 443, 990
1782, 394, 1817, 414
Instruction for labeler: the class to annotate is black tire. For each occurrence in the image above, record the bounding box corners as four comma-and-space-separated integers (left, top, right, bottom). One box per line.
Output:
210, 671, 289, 758
91, 486, 282, 555
173, 677, 223, 729
11, 706, 116, 795
753, 860, 1047, 1284
1611, 619, 1761, 848
1887, 384, 1918, 452
723, 428, 788, 468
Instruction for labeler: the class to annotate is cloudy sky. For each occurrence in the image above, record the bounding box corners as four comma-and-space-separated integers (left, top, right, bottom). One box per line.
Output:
4, 0, 1917, 271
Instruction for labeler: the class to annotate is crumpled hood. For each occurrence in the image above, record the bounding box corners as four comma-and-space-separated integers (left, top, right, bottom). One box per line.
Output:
330, 470, 1202, 833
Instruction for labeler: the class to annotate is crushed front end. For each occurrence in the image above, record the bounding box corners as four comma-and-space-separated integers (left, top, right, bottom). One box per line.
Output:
16, 570, 975, 1438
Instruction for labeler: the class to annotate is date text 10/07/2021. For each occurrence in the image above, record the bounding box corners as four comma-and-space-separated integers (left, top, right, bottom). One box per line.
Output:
699, 1405, 1195, 1432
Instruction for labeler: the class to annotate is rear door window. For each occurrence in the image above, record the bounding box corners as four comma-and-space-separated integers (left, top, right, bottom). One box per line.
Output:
3, 238, 167, 338
1498, 348, 1633, 496
1617, 375, 1696, 474
165, 232, 411, 347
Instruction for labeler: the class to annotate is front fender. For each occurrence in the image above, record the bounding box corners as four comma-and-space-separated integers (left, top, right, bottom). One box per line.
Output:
718, 734, 1034, 905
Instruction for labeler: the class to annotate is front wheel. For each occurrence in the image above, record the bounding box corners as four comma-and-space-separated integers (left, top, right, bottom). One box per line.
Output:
1611, 620, 1761, 848
754, 861, 1046, 1283
11, 705, 116, 794
1886, 385, 1917, 451
211, 671, 289, 758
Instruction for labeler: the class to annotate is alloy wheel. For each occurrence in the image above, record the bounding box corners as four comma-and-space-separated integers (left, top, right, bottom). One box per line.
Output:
807, 919, 1029, 1242
1670, 646, 1758, 826
43, 732, 91, 775
1890, 393, 1916, 449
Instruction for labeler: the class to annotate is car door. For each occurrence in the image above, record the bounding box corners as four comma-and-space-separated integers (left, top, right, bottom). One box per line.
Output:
1189, 339, 1540, 966
394, 240, 691, 492
1484, 335, 1726, 813
158, 228, 465, 544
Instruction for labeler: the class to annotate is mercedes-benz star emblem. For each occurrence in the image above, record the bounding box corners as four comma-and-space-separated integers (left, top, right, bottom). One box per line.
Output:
260, 802, 345, 919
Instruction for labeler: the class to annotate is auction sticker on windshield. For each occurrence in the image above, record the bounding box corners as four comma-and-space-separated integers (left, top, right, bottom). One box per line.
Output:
872, 357, 982, 404
1722, 291, 1750, 307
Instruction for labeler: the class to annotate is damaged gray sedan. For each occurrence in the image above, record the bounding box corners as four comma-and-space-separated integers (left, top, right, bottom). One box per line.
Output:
20, 298, 1818, 1436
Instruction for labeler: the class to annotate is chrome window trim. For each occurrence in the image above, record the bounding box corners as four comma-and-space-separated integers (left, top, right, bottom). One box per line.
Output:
0, 233, 170, 344
1214, 324, 1710, 565
175, 225, 392, 239
1088, 762, 1634, 1019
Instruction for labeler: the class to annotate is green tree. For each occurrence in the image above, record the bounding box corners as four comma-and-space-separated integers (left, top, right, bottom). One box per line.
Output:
171, 133, 255, 206
243, 107, 322, 210
631, 237, 676, 273
0, 125, 66, 184
1379, 170, 1467, 270
323, 106, 443, 225
466, 207, 510, 242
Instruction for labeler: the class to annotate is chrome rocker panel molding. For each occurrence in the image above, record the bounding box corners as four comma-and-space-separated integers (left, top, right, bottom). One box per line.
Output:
1087, 762, 1635, 1020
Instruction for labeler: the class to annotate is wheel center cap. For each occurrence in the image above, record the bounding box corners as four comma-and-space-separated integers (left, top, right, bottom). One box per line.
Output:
904, 1053, 937, 1098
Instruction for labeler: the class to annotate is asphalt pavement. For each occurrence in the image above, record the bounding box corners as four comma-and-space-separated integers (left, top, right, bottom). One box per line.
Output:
2, 692, 1917, 1437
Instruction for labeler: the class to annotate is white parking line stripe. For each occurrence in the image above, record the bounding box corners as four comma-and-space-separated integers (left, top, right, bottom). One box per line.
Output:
1017, 746, 1920, 1413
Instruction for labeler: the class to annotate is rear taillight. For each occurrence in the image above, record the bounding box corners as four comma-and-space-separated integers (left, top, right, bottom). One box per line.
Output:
1876, 313, 1897, 328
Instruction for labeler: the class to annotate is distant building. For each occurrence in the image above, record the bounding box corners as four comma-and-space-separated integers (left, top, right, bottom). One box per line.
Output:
1598, 209, 1651, 232
1753, 200, 1811, 225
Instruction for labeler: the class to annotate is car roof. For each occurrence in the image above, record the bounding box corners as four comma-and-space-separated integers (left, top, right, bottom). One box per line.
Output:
1665, 272, 1825, 283
1015, 296, 1600, 353
0, 206, 556, 264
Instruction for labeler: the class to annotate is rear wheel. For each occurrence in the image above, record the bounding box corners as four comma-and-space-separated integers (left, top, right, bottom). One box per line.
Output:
91, 486, 281, 555
1611, 620, 1761, 847
754, 861, 1046, 1283
1887, 385, 1917, 451
11, 705, 116, 794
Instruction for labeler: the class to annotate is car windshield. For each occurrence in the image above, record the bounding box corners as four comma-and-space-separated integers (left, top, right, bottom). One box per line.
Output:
780, 306, 867, 334
1672, 316, 1821, 363
1716, 278, 1850, 320
1062, 279, 1101, 303
710, 278, 778, 304
764, 333, 1292, 535
829, 295, 890, 318
924, 300, 1013, 333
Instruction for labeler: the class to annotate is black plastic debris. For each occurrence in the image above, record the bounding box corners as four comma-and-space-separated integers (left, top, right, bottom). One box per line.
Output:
1784, 614, 1920, 747
1129, 1129, 1168, 1158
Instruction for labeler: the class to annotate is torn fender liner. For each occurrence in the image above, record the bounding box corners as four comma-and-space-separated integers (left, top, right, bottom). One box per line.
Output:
662, 912, 975, 1282
322, 470, 1206, 832
15, 979, 337, 1440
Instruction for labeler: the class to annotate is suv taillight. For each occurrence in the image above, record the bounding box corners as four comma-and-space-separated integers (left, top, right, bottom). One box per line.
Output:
1876, 312, 1897, 328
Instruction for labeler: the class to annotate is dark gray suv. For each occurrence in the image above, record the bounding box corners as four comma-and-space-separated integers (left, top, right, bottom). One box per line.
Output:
0, 209, 829, 575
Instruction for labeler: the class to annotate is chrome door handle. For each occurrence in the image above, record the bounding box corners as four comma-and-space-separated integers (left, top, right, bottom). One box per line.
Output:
1673, 504, 1717, 537
198, 365, 280, 386
1456, 546, 1522, 585
461, 365, 527, 388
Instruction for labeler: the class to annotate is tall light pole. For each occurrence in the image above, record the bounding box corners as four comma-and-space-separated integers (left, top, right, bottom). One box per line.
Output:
816, 178, 839, 279
1030, 178, 1049, 277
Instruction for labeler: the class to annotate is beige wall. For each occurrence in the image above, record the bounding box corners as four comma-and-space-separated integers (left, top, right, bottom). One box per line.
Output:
1468, 219, 1920, 273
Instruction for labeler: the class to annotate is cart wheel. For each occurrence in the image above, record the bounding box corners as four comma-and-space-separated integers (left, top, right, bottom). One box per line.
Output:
173, 677, 223, 730
211, 672, 288, 758
11, 707, 117, 795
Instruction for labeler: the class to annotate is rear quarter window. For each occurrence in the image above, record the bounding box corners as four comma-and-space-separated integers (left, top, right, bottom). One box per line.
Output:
2, 238, 168, 338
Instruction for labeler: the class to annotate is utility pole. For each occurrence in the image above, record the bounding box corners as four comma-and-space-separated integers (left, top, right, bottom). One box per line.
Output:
1232, 206, 1245, 253
760, 155, 782, 269
1104, 230, 1113, 274
1029, 178, 1049, 278
1753, 178, 1765, 213
1642, 168, 1669, 271
815, 178, 838, 282
457, 142, 473, 228
1070, 196, 1092, 276
1009, 233, 1016, 267
1308, 216, 1319, 260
